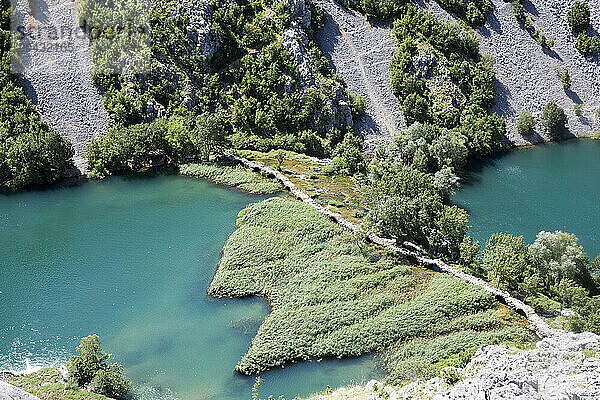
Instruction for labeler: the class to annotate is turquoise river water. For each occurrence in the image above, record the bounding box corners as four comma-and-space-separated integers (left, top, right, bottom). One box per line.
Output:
0, 175, 381, 400
453, 139, 600, 258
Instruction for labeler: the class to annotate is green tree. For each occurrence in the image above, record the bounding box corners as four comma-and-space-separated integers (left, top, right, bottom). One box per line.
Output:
576, 33, 600, 54
67, 335, 131, 400
527, 231, 595, 293
363, 165, 443, 245
389, 123, 468, 172
542, 102, 567, 137
430, 205, 470, 260
328, 132, 366, 176
482, 233, 532, 291
567, 1, 590, 34
402, 93, 429, 125
560, 68, 572, 90
67, 335, 107, 386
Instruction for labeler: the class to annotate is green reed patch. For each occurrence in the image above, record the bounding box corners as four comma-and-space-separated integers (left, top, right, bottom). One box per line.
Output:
179, 162, 282, 194
209, 198, 534, 375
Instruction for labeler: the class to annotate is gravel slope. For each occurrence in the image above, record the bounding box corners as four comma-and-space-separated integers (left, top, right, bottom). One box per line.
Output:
13, 0, 107, 172
316, 0, 405, 150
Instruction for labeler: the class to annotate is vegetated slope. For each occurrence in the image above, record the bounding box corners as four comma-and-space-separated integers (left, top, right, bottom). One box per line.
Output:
316, 0, 404, 149
309, 331, 600, 400
209, 197, 533, 376
13, 0, 107, 172
80, 0, 365, 177
424, 0, 600, 144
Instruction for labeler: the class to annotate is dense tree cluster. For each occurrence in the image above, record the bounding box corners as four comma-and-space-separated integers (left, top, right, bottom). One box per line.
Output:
358, 6, 507, 261
80, 0, 363, 176
566, 1, 600, 55
67, 335, 131, 400
363, 141, 469, 259
454, 230, 600, 334
390, 6, 505, 159
0, 0, 74, 189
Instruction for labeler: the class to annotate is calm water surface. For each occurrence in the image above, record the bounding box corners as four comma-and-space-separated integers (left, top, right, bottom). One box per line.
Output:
0, 175, 380, 400
454, 139, 600, 257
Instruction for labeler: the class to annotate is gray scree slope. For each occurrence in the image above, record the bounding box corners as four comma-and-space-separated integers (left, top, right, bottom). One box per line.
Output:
14, 0, 107, 172
316, 0, 404, 150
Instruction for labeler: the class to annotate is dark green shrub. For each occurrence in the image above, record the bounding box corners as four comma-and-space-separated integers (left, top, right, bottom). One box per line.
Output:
90, 364, 131, 400
328, 132, 366, 176
542, 102, 567, 137
402, 93, 430, 125
517, 111, 536, 136
349, 92, 367, 118
576, 33, 600, 54
512, 0, 525, 21
567, 1, 590, 34
574, 103, 584, 117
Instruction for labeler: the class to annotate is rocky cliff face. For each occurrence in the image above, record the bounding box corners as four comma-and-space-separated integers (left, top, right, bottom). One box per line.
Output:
0, 380, 41, 400
309, 332, 600, 400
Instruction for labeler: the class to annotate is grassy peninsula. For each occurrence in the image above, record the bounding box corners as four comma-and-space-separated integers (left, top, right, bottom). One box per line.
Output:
210, 197, 533, 379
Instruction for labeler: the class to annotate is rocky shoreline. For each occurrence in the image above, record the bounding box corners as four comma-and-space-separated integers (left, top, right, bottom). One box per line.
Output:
309, 331, 600, 400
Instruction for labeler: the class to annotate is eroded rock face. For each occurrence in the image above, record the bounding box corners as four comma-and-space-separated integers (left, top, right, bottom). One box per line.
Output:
0, 380, 41, 400
310, 332, 600, 400
428, 331, 600, 400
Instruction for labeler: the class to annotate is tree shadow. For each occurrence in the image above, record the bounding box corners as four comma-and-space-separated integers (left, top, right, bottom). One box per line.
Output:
18, 75, 38, 106
523, 0, 538, 17
491, 79, 514, 119
565, 89, 583, 104
27, 0, 50, 23
316, 9, 341, 72
542, 46, 562, 61
484, 8, 503, 35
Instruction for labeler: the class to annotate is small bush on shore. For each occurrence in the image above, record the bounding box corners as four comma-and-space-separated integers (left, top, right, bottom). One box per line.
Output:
517, 111, 536, 136
542, 102, 567, 137
67, 335, 131, 400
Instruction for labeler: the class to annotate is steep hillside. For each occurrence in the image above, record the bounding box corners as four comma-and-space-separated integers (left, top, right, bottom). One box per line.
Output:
320, 0, 600, 146
13, 0, 107, 172
317, 0, 404, 149
425, 0, 600, 144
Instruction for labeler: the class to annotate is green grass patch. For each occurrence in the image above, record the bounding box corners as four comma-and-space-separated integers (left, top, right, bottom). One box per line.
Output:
210, 198, 534, 375
179, 162, 282, 194
2, 368, 110, 400
583, 349, 597, 358
384, 326, 532, 383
